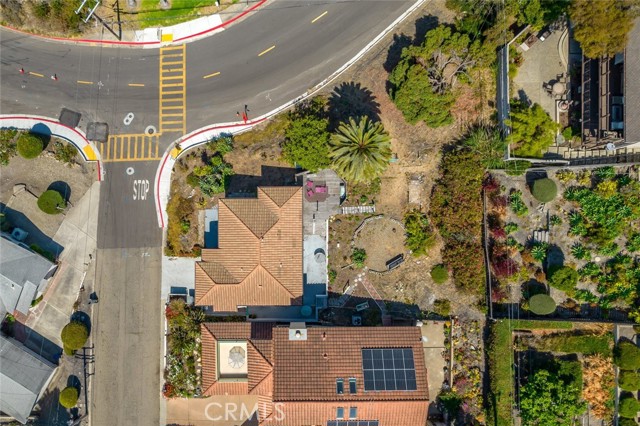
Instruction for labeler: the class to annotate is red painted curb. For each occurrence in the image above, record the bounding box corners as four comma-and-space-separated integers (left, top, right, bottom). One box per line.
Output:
155, 117, 267, 227
0, 115, 103, 182
1, 0, 266, 47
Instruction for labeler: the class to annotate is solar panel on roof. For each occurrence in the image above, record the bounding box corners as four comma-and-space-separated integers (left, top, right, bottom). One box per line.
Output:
327, 421, 380, 426
361, 348, 417, 391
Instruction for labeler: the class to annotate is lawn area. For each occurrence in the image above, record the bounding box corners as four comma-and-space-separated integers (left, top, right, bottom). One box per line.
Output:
533, 332, 613, 357
486, 320, 573, 426
137, 0, 235, 28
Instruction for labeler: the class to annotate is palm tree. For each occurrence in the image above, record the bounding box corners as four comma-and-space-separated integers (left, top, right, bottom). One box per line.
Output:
329, 116, 392, 183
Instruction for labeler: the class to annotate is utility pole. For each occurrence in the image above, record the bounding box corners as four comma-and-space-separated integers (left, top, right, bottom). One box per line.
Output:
76, 0, 122, 40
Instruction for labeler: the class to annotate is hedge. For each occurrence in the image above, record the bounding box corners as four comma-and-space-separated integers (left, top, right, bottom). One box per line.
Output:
16, 133, 44, 159
528, 294, 556, 315
614, 340, 640, 370
531, 178, 557, 203
60, 321, 88, 354
431, 265, 448, 284
619, 394, 640, 418
37, 190, 66, 215
505, 160, 531, 176
59, 386, 79, 409
619, 370, 640, 391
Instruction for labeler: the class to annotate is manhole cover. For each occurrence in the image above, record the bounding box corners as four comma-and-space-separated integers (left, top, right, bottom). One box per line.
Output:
145, 125, 157, 135
86, 122, 109, 143
59, 108, 81, 128
126, 167, 135, 175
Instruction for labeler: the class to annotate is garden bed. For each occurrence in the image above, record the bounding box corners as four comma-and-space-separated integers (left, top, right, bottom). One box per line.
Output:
487, 166, 640, 321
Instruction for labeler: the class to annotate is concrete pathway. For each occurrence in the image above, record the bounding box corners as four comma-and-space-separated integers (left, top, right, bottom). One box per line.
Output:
25, 181, 99, 347
420, 321, 446, 417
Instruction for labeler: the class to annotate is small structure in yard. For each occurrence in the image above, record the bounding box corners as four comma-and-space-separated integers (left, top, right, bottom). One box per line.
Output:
386, 254, 404, 271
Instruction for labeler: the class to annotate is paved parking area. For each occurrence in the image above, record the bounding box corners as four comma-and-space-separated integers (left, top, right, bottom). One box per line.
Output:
513, 29, 568, 118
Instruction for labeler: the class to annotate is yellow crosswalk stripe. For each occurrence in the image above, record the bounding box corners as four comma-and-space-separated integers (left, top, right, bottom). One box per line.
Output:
159, 44, 187, 135
100, 134, 161, 162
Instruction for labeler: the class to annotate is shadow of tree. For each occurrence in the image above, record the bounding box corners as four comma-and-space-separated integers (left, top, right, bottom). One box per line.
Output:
328, 81, 381, 128
47, 181, 72, 203
383, 15, 440, 73
70, 311, 91, 336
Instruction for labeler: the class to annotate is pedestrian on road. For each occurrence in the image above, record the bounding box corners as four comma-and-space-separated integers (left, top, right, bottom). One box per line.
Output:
19, 68, 24, 74
51, 74, 57, 81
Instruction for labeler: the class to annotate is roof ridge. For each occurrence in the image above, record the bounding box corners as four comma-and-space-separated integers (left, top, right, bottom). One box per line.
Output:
221, 198, 278, 239
256, 264, 295, 299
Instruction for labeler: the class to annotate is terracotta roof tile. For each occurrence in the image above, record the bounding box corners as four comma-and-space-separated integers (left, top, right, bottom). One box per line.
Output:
269, 401, 428, 426
260, 187, 302, 207
195, 187, 303, 310
272, 327, 428, 402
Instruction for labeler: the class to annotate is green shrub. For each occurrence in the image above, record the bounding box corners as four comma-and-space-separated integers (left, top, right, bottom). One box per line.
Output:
528, 294, 556, 315
531, 178, 557, 203
59, 386, 79, 409
404, 210, 435, 256
549, 214, 562, 226
185, 172, 199, 188
16, 133, 44, 159
619, 394, 640, 418
60, 321, 88, 354
433, 299, 451, 317
351, 248, 367, 268
53, 141, 77, 165
620, 370, 640, 391
328, 269, 337, 284
0, 129, 18, 165
614, 340, 640, 370
504, 222, 518, 234
570, 243, 591, 260
618, 418, 638, 426
37, 190, 66, 215
431, 265, 448, 284
505, 160, 531, 176
626, 232, 640, 253
594, 166, 616, 181
510, 190, 528, 216
547, 266, 578, 296
555, 169, 575, 183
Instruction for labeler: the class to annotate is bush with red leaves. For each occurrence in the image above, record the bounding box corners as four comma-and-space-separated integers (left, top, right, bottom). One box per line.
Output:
491, 256, 519, 278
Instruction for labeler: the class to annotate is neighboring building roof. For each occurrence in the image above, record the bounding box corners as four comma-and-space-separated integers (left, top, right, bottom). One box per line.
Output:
195, 187, 303, 311
200, 324, 429, 426
271, 327, 428, 402
625, 19, 640, 143
0, 335, 57, 424
0, 236, 56, 316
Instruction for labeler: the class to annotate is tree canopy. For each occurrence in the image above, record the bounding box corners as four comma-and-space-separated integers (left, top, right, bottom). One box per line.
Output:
282, 114, 330, 172
519, 368, 586, 426
570, 0, 637, 59
329, 116, 391, 183
507, 101, 558, 158
388, 25, 480, 127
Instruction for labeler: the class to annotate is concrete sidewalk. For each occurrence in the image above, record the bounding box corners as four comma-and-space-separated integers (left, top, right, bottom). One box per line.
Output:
25, 181, 99, 346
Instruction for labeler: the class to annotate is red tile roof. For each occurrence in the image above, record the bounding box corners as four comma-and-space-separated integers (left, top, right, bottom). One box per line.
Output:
200, 323, 274, 397
272, 327, 428, 402
201, 324, 429, 426
195, 187, 303, 311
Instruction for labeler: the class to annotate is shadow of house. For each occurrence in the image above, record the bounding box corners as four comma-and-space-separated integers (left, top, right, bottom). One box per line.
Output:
225, 165, 300, 197
0, 204, 64, 259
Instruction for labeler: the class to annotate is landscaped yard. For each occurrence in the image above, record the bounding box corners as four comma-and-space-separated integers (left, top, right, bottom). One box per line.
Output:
485, 165, 640, 321
486, 320, 618, 426
134, 0, 234, 28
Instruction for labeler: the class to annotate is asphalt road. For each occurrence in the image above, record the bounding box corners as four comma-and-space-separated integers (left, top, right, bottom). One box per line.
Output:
0, 1, 418, 424
1, 0, 415, 135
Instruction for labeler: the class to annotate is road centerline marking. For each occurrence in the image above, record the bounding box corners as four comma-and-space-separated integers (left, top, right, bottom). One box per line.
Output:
311, 11, 328, 23
128, 83, 145, 87
29, 72, 44, 77
77, 80, 94, 85
258, 45, 276, 57
203, 71, 221, 79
